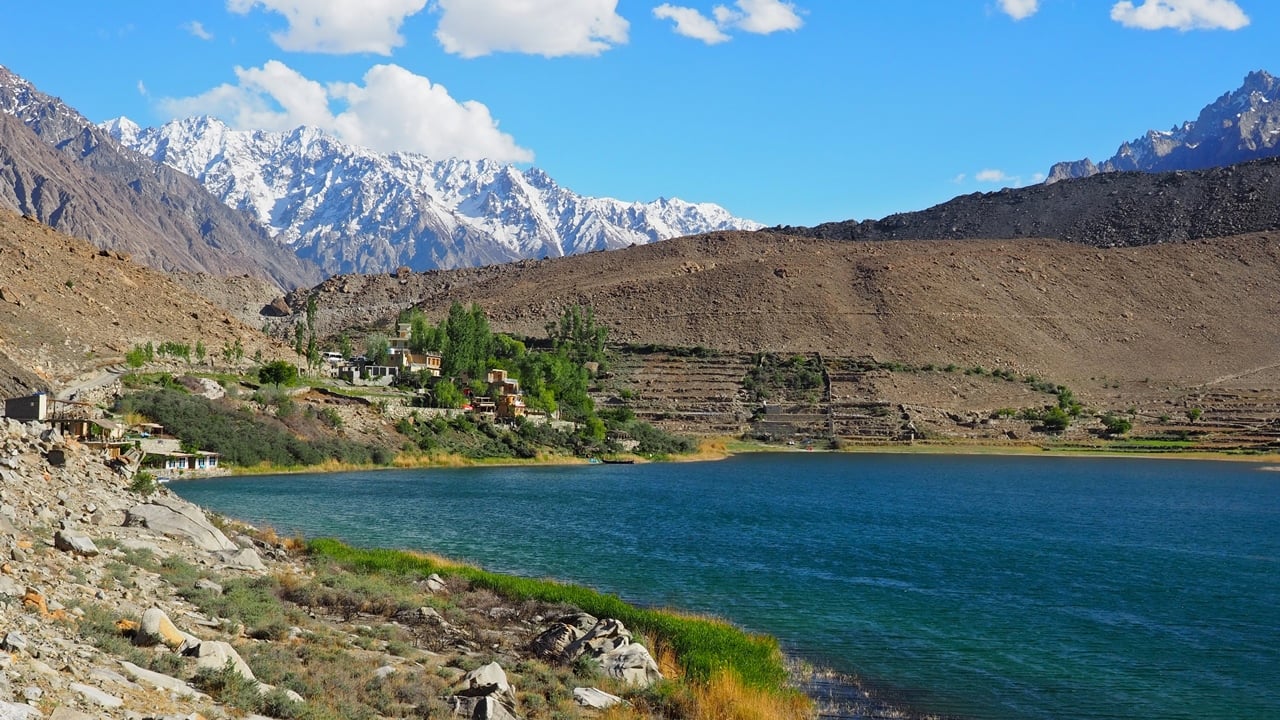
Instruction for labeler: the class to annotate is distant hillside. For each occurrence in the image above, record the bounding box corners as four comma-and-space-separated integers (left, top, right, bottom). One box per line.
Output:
277, 229, 1280, 406
769, 158, 1280, 246
0, 66, 321, 290
105, 115, 762, 276
0, 208, 298, 391
1046, 70, 1280, 183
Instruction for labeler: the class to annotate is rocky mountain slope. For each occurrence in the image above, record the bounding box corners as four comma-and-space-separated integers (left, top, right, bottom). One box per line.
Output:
0, 208, 296, 394
0, 413, 679, 719
0, 66, 321, 290
1046, 70, 1280, 182
771, 158, 1280, 246
105, 116, 762, 276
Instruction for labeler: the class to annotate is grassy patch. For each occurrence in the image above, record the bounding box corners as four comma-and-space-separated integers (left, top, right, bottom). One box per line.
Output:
306, 539, 790, 692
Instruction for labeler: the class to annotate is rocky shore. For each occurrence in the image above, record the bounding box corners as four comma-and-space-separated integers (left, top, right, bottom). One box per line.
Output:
0, 417, 679, 719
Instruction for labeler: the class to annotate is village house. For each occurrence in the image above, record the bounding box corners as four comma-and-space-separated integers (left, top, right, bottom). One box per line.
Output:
3, 392, 49, 422
146, 450, 221, 474
484, 368, 527, 420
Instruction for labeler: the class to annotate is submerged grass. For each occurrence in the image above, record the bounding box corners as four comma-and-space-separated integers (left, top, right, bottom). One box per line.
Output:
307, 539, 792, 694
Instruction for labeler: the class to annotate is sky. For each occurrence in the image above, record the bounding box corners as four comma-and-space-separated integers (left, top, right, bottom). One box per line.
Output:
1, 1, 1275, 226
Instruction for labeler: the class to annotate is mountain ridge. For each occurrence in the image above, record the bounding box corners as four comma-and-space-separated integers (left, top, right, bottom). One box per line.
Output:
0, 65, 322, 290
1046, 69, 1280, 182
769, 157, 1280, 245
105, 115, 763, 276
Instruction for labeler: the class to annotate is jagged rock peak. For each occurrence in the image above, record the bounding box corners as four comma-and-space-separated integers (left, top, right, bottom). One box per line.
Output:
104, 117, 762, 276
1046, 69, 1280, 183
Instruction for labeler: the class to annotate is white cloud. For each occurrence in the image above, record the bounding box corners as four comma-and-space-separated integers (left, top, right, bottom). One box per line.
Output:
184, 20, 214, 40
1109, 0, 1250, 30
952, 173, 968, 184
653, 5, 731, 43
226, 0, 428, 54
998, 0, 1039, 21
726, 0, 804, 34
976, 169, 1014, 183
137, 80, 148, 97
655, 0, 803, 44
433, 0, 629, 58
159, 61, 533, 163
1031, 172, 1046, 183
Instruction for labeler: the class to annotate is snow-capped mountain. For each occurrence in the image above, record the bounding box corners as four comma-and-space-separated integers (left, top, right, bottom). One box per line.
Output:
104, 116, 762, 276
1046, 70, 1280, 183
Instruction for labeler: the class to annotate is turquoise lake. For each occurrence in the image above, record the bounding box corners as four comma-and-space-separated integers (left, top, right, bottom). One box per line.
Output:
172, 453, 1280, 720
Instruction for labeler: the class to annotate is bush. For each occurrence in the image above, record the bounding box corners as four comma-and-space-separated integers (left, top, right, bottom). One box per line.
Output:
1101, 413, 1132, 437
129, 471, 158, 496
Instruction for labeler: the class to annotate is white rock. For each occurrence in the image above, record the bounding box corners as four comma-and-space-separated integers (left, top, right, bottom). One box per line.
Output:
573, 687, 625, 709
69, 682, 123, 708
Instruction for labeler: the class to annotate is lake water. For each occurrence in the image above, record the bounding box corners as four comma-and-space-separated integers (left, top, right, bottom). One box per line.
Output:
172, 453, 1280, 720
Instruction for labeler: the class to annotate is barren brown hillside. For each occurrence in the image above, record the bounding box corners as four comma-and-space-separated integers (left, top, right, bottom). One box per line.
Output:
281, 230, 1280, 406
0, 209, 299, 395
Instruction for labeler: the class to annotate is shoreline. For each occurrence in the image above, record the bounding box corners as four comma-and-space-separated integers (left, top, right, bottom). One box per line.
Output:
190, 436, 1280, 481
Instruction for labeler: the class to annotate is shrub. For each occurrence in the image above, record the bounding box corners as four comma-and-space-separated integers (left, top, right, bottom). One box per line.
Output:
1101, 413, 1132, 437
129, 470, 158, 496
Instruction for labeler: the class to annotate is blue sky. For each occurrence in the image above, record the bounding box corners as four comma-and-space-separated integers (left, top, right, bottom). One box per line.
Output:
1, 1, 1274, 226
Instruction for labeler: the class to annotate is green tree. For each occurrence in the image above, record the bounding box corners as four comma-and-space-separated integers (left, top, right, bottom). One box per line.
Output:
338, 333, 354, 359
433, 380, 465, 409
442, 302, 492, 379
194, 340, 207, 365
1039, 406, 1071, 433
365, 334, 391, 366
258, 360, 299, 388
546, 305, 608, 368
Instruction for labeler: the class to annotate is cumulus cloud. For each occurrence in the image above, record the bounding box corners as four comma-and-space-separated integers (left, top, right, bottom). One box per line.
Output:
226, 0, 428, 54
159, 61, 533, 163
998, 0, 1040, 21
184, 21, 214, 40
1109, 0, 1250, 30
433, 0, 629, 58
654, 0, 803, 44
653, 4, 732, 43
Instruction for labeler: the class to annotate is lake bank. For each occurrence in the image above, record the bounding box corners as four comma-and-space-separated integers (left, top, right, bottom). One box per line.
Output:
173, 454, 1280, 720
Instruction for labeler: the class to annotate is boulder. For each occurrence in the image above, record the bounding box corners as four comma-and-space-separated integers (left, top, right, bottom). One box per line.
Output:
192, 640, 256, 683
118, 660, 207, 699
598, 643, 663, 687
218, 547, 265, 570
53, 530, 99, 557
530, 622, 582, 659
124, 497, 237, 552
560, 618, 631, 662
261, 297, 292, 317
0, 700, 41, 719
573, 687, 625, 710
449, 696, 519, 720
453, 661, 516, 712
136, 607, 199, 650
69, 682, 123, 708
425, 573, 448, 593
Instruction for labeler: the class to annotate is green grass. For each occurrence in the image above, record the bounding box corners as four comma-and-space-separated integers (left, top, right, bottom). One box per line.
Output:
307, 538, 789, 692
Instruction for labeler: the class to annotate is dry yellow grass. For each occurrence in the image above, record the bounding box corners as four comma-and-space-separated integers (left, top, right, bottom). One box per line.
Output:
693, 670, 814, 720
